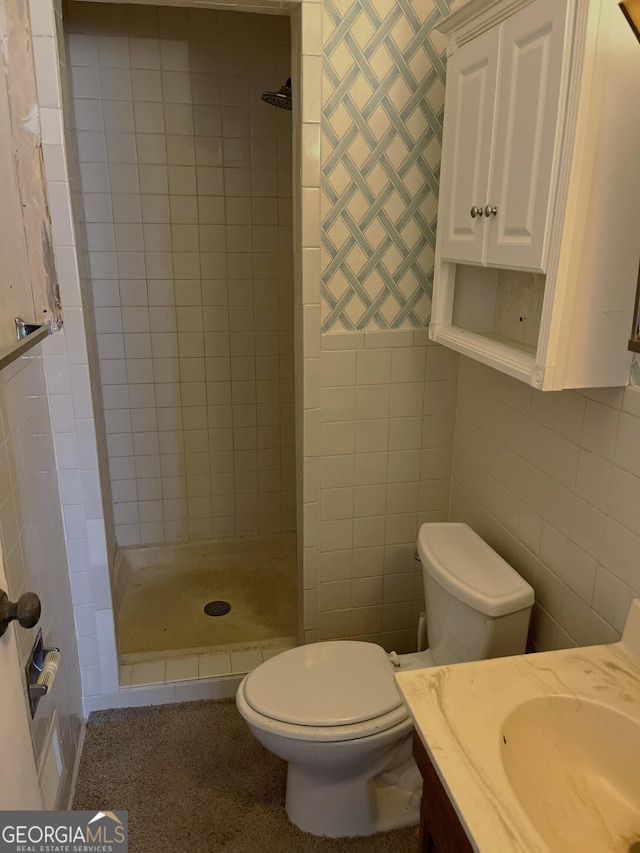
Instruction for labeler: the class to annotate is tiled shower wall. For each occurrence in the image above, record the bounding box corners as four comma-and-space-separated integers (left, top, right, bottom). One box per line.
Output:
66, 2, 295, 546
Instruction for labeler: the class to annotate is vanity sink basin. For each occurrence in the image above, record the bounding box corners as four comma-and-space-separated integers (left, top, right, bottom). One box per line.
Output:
396, 601, 640, 851
500, 695, 640, 852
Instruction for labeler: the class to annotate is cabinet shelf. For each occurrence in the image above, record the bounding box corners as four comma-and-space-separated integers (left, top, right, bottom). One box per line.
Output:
431, 324, 536, 383
483, 333, 536, 358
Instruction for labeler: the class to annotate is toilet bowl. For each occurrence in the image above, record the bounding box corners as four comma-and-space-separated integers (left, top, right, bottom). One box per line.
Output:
236, 523, 535, 838
236, 640, 418, 838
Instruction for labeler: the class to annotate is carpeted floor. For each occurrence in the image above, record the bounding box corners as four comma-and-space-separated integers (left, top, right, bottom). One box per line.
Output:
73, 698, 420, 853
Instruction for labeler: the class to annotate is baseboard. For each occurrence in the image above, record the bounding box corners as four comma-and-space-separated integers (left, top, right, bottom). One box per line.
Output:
38, 712, 64, 811
63, 719, 87, 810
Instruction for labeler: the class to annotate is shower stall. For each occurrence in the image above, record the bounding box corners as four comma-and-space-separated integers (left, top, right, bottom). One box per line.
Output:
64, 1, 298, 674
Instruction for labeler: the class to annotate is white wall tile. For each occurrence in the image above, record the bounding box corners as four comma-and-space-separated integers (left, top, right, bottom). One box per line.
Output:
320, 350, 356, 387
453, 357, 640, 650
356, 349, 391, 385
68, 13, 295, 548
581, 399, 620, 461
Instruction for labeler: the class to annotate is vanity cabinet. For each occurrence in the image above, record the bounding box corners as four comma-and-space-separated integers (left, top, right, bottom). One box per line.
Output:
430, 0, 640, 390
413, 731, 473, 853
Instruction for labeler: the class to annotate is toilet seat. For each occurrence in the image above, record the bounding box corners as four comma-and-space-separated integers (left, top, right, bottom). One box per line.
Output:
240, 641, 410, 742
238, 675, 411, 743
245, 640, 403, 726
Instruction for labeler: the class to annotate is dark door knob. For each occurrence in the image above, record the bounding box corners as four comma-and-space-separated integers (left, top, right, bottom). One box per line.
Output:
0, 589, 41, 637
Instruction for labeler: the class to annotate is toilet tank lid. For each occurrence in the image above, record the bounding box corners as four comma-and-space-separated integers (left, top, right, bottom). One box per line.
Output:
417, 523, 534, 617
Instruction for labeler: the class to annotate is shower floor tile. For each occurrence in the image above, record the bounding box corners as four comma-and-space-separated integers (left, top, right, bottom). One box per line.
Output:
119, 639, 297, 689
165, 656, 199, 682
198, 653, 232, 678
129, 660, 166, 687
116, 532, 298, 665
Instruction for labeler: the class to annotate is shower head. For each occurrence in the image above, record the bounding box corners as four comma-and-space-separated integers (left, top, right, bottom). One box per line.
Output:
261, 78, 292, 111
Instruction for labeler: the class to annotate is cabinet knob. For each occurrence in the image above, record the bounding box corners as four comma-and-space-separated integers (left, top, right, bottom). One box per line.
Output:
470, 206, 484, 218
484, 205, 498, 217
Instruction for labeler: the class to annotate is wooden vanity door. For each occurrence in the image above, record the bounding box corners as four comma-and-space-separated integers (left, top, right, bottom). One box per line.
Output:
413, 732, 473, 853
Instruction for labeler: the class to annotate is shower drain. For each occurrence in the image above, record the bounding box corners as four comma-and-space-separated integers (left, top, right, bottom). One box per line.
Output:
204, 600, 231, 617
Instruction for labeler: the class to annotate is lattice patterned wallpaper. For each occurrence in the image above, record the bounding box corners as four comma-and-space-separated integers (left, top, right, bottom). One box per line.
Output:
320, 0, 452, 331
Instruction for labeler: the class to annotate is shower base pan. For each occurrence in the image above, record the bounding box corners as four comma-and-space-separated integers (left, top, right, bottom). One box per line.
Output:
115, 532, 298, 671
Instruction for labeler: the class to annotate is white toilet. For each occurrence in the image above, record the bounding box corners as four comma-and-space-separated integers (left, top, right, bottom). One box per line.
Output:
236, 523, 535, 838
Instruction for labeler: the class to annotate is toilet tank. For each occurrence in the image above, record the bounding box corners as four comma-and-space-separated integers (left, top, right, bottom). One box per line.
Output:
417, 523, 535, 666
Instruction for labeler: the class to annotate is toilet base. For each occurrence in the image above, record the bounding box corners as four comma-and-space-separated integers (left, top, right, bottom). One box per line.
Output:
373, 772, 421, 834
285, 746, 421, 838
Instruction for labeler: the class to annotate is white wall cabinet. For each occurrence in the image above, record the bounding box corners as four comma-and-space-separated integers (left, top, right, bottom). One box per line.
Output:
430, 0, 640, 390
437, 26, 499, 265
439, 0, 570, 272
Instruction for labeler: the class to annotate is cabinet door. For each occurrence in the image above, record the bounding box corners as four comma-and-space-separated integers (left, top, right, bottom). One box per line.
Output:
485, 0, 571, 271
437, 26, 500, 265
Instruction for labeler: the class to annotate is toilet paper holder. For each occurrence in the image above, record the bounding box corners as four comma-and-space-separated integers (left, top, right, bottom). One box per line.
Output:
26, 630, 61, 718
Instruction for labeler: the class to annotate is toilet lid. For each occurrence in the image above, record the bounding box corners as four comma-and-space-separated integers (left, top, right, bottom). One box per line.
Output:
243, 641, 404, 726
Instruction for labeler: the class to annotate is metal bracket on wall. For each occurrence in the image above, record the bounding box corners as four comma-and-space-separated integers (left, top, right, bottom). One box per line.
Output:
0, 318, 52, 372
15, 317, 45, 340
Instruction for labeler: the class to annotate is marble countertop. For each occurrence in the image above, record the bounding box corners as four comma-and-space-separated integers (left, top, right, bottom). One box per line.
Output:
395, 600, 640, 852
